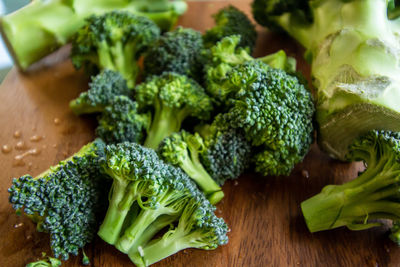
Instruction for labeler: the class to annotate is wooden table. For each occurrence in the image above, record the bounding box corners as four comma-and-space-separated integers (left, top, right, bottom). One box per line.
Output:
0, 1, 398, 266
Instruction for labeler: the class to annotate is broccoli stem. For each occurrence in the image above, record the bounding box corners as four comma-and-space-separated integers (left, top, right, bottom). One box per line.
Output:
144, 104, 187, 149
181, 144, 224, 204
97, 179, 131, 245
129, 227, 200, 267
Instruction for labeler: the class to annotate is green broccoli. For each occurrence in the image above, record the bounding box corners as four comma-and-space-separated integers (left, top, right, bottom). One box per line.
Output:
69, 70, 131, 115
26, 253, 62, 267
301, 131, 400, 240
225, 61, 314, 176
158, 130, 224, 204
203, 5, 258, 52
71, 11, 160, 87
135, 72, 213, 149
205, 35, 296, 104
96, 96, 151, 144
143, 27, 205, 82
97, 142, 228, 263
252, 0, 400, 160
8, 139, 108, 260
0, 0, 187, 70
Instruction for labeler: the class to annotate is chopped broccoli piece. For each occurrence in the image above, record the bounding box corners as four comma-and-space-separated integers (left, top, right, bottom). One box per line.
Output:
143, 27, 205, 82
301, 131, 400, 241
252, 0, 400, 160
70, 70, 131, 115
0, 0, 187, 70
71, 11, 160, 87
203, 5, 257, 52
158, 130, 224, 204
82, 249, 90, 265
26, 253, 61, 267
8, 139, 108, 260
205, 35, 296, 104
96, 95, 151, 144
225, 61, 314, 176
97, 142, 228, 263
135, 72, 213, 149
129, 195, 228, 266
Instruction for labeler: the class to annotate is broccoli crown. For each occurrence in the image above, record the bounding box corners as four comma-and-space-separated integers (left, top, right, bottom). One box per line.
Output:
158, 131, 224, 204
227, 61, 314, 176
301, 130, 400, 237
204, 5, 257, 52
135, 72, 213, 149
70, 70, 131, 115
200, 115, 252, 185
8, 139, 108, 260
71, 11, 160, 87
95, 95, 150, 144
129, 192, 228, 266
143, 27, 205, 82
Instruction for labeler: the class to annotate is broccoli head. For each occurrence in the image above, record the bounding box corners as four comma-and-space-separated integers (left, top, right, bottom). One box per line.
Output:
95, 96, 151, 144
97, 142, 228, 263
135, 72, 213, 149
143, 27, 205, 82
252, 0, 400, 160
71, 11, 160, 87
226, 61, 314, 176
70, 70, 131, 115
8, 139, 108, 260
158, 130, 224, 204
301, 131, 400, 241
203, 5, 258, 52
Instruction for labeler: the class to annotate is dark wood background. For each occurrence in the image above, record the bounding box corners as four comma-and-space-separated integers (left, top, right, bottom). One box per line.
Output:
0, 1, 398, 266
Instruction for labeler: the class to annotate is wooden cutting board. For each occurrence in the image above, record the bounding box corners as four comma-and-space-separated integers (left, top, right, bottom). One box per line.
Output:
0, 1, 399, 266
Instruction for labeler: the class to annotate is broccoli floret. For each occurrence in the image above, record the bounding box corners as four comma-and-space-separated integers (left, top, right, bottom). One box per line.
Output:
8, 139, 108, 260
135, 72, 213, 149
129, 196, 228, 266
199, 115, 252, 185
95, 96, 150, 144
0, 0, 187, 70
252, 0, 400, 160
205, 35, 296, 104
158, 131, 224, 204
203, 5, 257, 52
97, 142, 228, 262
143, 27, 205, 82
70, 70, 131, 115
301, 131, 400, 240
26, 253, 62, 267
71, 11, 160, 87
226, 61, 314, 176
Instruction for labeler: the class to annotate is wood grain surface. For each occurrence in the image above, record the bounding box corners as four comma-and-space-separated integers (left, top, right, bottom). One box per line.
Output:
0, 1, 399, 266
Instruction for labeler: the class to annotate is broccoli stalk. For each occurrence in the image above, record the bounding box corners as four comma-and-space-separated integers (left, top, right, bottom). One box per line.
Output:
0, 0, 187, 70
301, 131, 400, 234
8, 139, 108, 260
135, 72, 213, 149
129, 197, 228, 266
159, 131, 224, 204
252, 0, 400, 160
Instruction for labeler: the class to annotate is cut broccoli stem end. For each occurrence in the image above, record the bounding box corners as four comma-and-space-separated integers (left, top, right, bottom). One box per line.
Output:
98, 179, 131, 245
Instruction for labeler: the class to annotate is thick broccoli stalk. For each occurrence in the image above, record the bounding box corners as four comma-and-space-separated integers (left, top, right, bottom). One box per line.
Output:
0, 0, 187, 70
96, 96, 150, 144
135, 72, 213, 149
301, 131, 400, 237
203, 5, 258, 52
205, 35, 296, 104
143, 27, 205, 82
253, 0, 400, 160
129, 196, 228, 266
199, 115, 252, 185
158, 131, 224, 204
70, 70, 131, 115
226, 61, 314, 176
8, 139, 108, 260
71, 11, 160, 88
